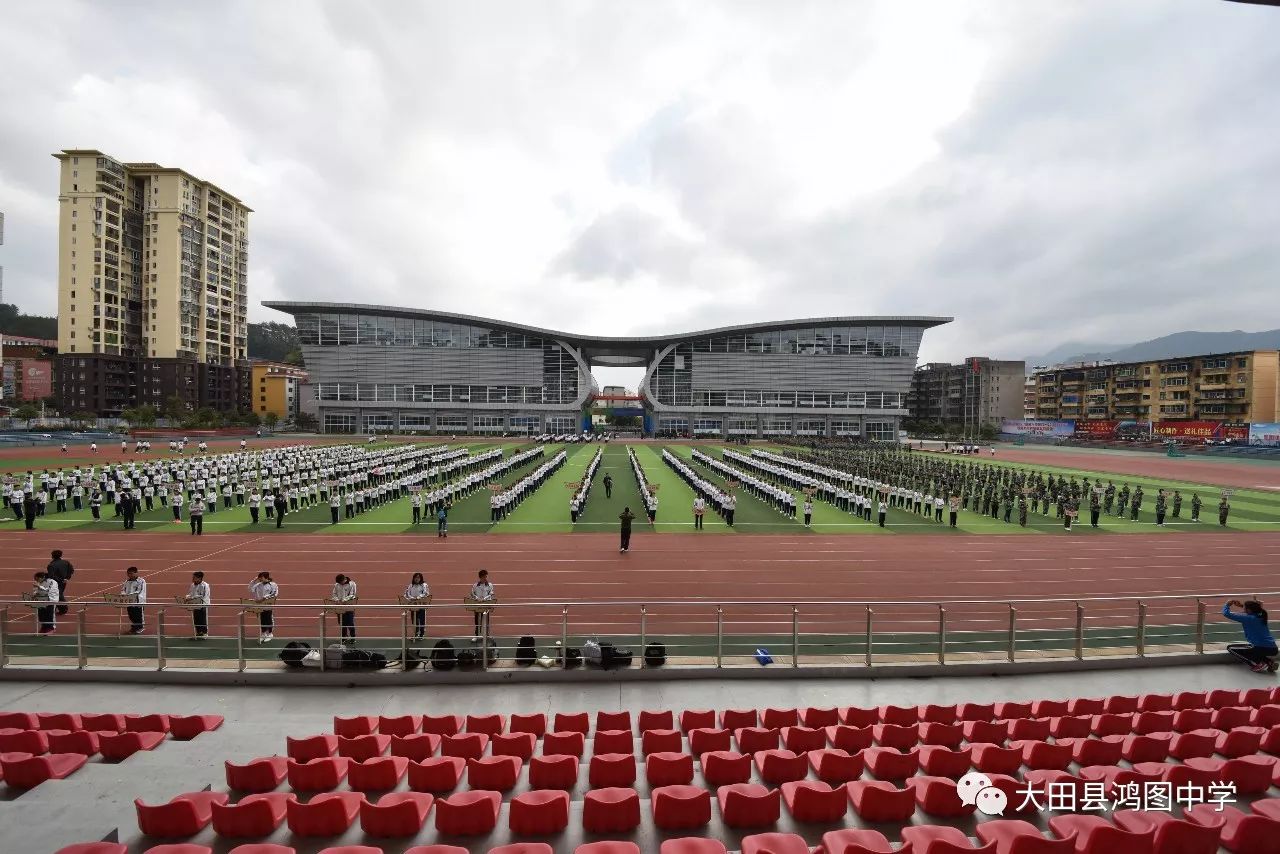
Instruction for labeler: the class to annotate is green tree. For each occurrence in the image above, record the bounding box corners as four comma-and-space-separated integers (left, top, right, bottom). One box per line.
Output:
162, 395, 189, 422
283, 348, 305, 366
978, 423, 999, 441
295, 412, 318, 431
13, 403, 40, 421
71, 410, 97, 429
263, 412, 280, 430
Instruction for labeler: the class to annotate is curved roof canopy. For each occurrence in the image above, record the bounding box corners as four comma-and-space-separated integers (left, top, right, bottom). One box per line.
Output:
264, 301, 951, 352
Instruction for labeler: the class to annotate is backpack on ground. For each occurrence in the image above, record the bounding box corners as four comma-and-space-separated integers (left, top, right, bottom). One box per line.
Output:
644, 641, 666, 667
278, 640, 311, 669
605, 646, 633, 669
516, 635, 537, 665
430, 639, 456, 671
342, 648, 388, 670
456, 649, 478, 669
597, 641, 617, 668
324, 643, 347, 669
582, 639, 603, 665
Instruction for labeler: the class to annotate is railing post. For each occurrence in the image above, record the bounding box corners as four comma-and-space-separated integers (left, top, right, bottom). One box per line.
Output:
792, 606, 799, 668
1195, 599, 1205, 655
938, 605, 946, 665
319, 610, 327, 671
77, 608, 87, 670
1007, 605, 1017, 663
481, 618, 489, 672
1137, 601, 1147, 658
716, 605, 723, 668
401, 610, 410, 672
560, 606, 568, 670
0, 606, 7, 668
156, 609, 166, 671
1075, 602, 1085, 660
639, 606, 647, 668
864, 607, 873, 667
237, 610, 246, 673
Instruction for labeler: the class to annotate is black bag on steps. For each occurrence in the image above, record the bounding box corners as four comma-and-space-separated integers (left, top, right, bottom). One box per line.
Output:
516, 635, 537, 665
644, 641, 666, 666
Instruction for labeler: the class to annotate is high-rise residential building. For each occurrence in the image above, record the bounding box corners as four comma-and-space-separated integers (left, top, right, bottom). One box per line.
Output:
52, 149, 251, 415
907, 357, 1026, 429
251, 360, 309, 421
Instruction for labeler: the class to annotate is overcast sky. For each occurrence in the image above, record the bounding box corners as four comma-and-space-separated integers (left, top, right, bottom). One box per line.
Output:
2, 0, 1278, 387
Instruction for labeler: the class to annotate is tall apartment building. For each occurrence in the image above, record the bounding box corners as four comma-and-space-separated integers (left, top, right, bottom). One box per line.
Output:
1024, 375, 1037, 419
251, 360, 309, 421
907, 357, 1026, 427
1032, 350, 1280, 424
52, 149, 251, 415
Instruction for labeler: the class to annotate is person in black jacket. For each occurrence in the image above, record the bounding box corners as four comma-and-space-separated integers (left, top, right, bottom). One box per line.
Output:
121, 493, 137, 530
273, 490, 287, 529
23, 494, 37, 530
47, 550, 74, 615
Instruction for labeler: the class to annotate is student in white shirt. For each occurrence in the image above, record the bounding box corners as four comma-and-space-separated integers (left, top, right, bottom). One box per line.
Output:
247, 491, 261, 525
330, 574, 359, 641
404, 572, 430, 639
249, 572, 278, 643
803, 499, 814, 528
469, 569, 496, 640
33, 571, 59, 634
186, 571, 211, 639
692, 496, 706, 530
122, 566, 147, 634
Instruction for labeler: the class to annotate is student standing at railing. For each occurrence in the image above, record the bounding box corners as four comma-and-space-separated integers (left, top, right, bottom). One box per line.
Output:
122, 566, 147, 635
405, 573, 430, 639
330, 574, 358, 642
46, 550, 74, 616
187, 571, 211, 640
249, 572, 278, 644
32, 571, 58, 634
469, 569, 495, 639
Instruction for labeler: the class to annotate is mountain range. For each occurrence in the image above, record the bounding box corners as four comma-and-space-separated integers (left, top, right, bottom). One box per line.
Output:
1024, 329, 1280, 369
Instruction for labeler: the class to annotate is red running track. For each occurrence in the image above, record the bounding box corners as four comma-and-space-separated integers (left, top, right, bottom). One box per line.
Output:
2, 530, 1276, 639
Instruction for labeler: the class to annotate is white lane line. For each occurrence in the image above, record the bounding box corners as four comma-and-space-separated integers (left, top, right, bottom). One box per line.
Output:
72, 535, 266, 601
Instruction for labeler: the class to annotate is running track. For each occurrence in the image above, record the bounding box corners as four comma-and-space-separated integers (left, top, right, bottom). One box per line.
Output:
3, 530, 1276, 639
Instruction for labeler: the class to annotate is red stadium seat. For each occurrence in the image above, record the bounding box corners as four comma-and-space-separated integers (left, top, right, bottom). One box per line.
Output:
81, 713, 125, 732
552, 712, 589, 733
807, 748, 864, 783
1252, 798, 1280, 821
1185, 755, 1276, 794
984, 774, 1039, 815
589, 752, 637, 787
422, 714, 463, 736
1263, 726, 1280, 755
963, 720, 1009, 744
1207, 689, 1240, 709
976, 819, 1074, 854
467, 755, 522, 791
509, 712, 547, 737
700, 750, 751, 785
100, 731, 165, 761
864, 746, 920, 780
782, 780, 847, 822
593, 729, 633, 756
37, 713, 83, 731
317, 847, 385, 854
491, 732, 536, 759
755, 749, 809, 784
879, 705, 918, 726
138, 847, 213, 854
652, 784, 711, 830
1049, 716, 1093, 740
597, 711, 632, 732
227, 844, 294, 854
52, 845, 127, 854
642, 729, 683, 755
333, 715, 377, 737
441, 732, 488, 759
390, 733, 441, 761
124, 714, 170, 734
970, 742, 1023, 775
286, 791, 364, 836
1173, 709, 1214, 733
801, 707, 840, 728
583, 787, 641, 832
1121, 733, 1171, 763
1055, 737, 1121, 767
488, 845, 553, 854
762, 708, 799, 729
1113, 809, 1220, 854
717, 783, 781, 828
285, 733, 338, 762
920, 722, 965, 749
818, 829, 894, 854
1168, 730, 1218, 760
1132, 711, 1175, 735
782, 726, 828, 753
575, 844, 640, 854
909, 776, 975, 818
1066, 698, 1104, 716
0, 728, 49, 754
528, 753, 578, 789
1217, 727, 1265, 758
993, 701, 1032, 720
1078, 764, 1161, 790
873, 724, 919, 750
735, 726, 780, 753
646, 751, 694, 786
508, 789, 570, 835
957, 703, 995, 722
542, 731, 586, 757
901, 825, 996, 853
639, 710, 675, 732
1006, 718, 1052, 741
286, 757, 350, 792
740, 833, 810, 854
659, 840, 727, 854
1049, 814, 1154, 854
404, 846, 469, 854
433, 790, 501, 835
225, 756, 288, 792
0, 712, 38, 729
169, 715, 223, 740
378, 715, 422, 737
1253, 706, 1280, 727
1103, 696, 1139, 714
1186, 804, 1280, 854
1239, 688, 1272, 707
919, 704, 959, 725
721, 709, 758, 730
136, 792, 228, 837
839, 706, 878, 728
689, 727, 731, 754
846, 780, 915, 822
1137, 694, 1174, 713
1211, 707, 1254, 730
825, 725, 874, 752
1172, 691, 1207, 711
211, 792, 294, 837
465, 713, 506, 735
679, 710, 715, 733
349, 755, 410, 792
1089, 714, 1132, 738
1014, 739, 1073, 770
47, 730, 100, 756
918, 745, 972, 778
406, 756, 464, 793
337, 734, 391, 761
1, 752, 86, 787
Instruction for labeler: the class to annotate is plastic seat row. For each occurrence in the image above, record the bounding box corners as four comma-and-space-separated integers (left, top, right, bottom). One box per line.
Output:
0, 712, 222, 739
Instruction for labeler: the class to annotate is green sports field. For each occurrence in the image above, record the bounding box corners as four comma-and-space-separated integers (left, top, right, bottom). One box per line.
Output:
0, 441, 1275, 535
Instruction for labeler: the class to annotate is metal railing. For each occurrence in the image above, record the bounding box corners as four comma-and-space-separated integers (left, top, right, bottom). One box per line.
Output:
0, 591, 1267, 674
